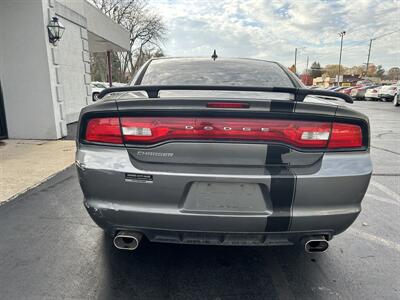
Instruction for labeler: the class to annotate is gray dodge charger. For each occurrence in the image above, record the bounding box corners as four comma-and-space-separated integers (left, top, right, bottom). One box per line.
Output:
76, 58, 372, 252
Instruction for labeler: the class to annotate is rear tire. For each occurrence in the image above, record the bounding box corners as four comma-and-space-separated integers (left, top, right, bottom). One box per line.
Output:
92, 92, 100, 102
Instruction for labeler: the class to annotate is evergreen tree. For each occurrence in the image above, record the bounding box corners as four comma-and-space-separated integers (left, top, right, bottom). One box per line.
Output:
310, 62, 322, 78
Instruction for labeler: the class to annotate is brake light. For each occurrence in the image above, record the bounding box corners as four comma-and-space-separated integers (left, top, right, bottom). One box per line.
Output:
328, 123, 362, 149
207, 102, 249, 108
84, 117, 364, 150
120, 117, 333, 148
85, 117, 122, 144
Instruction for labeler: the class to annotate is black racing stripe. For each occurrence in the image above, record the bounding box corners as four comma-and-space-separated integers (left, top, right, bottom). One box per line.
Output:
270, 101, 295, 113
265, 144, 290, 164
265, 169, 296, 232
265, 145, 296, 232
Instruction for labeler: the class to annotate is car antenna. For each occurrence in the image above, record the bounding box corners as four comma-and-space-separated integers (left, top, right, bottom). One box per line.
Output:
211, 49, 218, 61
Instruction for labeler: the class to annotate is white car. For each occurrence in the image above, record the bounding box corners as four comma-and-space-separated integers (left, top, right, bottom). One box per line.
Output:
90, 82, 108, 101
378, 85, 397, 102
91, 82, 128, 101
393, 81, 400, 107
111, 82, 128, 87
350, 88, 358, 98
365, 86, 381, 101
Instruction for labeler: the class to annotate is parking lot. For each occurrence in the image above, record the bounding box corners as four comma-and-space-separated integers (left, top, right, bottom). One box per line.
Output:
0, 101, 398, 300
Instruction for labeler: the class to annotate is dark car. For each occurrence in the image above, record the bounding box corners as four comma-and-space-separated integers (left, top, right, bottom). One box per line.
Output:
76, 58, 372, 253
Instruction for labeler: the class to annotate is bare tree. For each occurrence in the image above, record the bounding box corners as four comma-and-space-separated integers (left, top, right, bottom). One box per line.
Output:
387, 67, 400, 80
89, 0, 166, 82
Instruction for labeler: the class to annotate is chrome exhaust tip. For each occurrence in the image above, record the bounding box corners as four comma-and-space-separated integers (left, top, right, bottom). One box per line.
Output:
113, 231, 142, 250
304, 238, 329, 253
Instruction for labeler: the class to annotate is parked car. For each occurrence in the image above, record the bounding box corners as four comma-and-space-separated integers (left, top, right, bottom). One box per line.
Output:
111, 82, 128, 87
378, 85, 397, 102
340, 87, 355, 95
332, 86, 347, 92
326, 86, 339, 90
393, 81, 400, 107
76, 57, 372, 253
351, 85, 380, 100
365, 86, 381, 101
90, 82, 107, 101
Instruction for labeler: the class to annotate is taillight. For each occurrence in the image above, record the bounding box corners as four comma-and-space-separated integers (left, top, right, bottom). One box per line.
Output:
328, 123, 363, 149
83, 117, 364, 150
120, 117, 333, 148
85, 117, 122, 144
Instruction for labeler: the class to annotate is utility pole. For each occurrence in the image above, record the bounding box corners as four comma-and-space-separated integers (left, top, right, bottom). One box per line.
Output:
365, 39, 373, 77
337, 31, 346, 85
107, 50, 112, 87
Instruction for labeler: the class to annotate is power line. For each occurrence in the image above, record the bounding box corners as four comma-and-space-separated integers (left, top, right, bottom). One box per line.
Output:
290, 29, 399, 72
372, 29, 400, 40
306, 30, 399, 62
365, 30, 400, 74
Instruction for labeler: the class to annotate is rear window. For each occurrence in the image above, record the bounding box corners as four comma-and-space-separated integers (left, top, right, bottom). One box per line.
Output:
138, 58, 294, 88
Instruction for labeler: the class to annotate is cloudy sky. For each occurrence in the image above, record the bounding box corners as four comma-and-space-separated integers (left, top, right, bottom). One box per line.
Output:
149, 0, 400, 72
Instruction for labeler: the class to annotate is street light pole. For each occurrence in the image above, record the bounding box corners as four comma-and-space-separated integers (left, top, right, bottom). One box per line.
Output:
337, 31, 346, 85
306, 55, 309, 74
294, 47, 306, 75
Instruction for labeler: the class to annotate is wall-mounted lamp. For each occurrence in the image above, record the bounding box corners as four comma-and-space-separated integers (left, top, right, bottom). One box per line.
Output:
47, 17, 65, 45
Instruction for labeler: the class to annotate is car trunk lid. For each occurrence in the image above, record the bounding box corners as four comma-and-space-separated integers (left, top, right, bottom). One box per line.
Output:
111, 97, 339, 171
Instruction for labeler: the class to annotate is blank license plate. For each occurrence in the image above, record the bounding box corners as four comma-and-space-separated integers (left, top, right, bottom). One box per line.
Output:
182, 182, 267, 213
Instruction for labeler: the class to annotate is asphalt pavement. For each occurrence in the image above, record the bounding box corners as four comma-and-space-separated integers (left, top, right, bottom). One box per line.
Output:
0, 101, 399, 300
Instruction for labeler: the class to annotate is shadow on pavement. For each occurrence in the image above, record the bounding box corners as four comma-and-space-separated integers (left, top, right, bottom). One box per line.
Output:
96, 233, 327, 300
64, 122, 78, 140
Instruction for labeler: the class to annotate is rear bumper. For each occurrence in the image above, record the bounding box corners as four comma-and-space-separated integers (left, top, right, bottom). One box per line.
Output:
84, 203, 345, 246
84, 201, 357, 246
77, 145, 372, 244
107, 227, 334, 246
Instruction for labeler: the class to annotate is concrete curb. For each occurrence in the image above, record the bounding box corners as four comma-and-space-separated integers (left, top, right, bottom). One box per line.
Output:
0, 163, 74, 207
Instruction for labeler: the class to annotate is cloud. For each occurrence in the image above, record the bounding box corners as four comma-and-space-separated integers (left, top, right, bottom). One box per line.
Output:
150, 0, 400, 71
